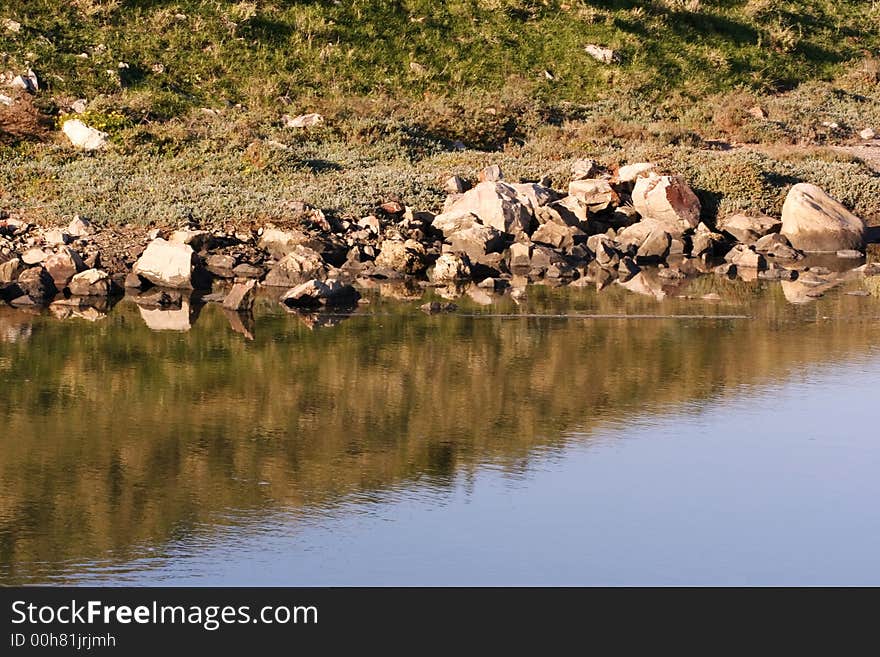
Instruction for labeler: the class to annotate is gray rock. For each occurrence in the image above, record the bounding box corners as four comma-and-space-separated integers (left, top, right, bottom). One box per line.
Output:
133, 238, 195, 289
68, 268, 111, 296
718, 214, 781, 243
263, 245, 325, 287
0, 257, 21, 283
429, 253, 472, 283
233, 263, 265, 279
781, 183, 864, 252
17, 267, 57, 302
44, 247, 86, 288
375, 239, 427, 275
636, 229, 671, 263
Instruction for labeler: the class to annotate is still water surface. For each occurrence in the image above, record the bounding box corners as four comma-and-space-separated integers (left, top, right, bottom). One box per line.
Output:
1, 275, 879, 585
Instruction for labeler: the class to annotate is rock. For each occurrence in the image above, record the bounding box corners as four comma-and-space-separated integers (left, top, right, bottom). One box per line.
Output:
780, 183, 864, 252
714, 263, 737, 278
206, 254, 237, 277
170, 229, 213, 252
17, 267, 57, 302
541, 196, 588, 227
618, 256, 640, 280
478, 164, 503, 182
283, 113, 324, 128
718, 214, 781, 244
508, 242, 533, 270
0, 257, 21, 283
632, 175, 701, 235
585, 44, 619, 64
616, 221, 656, 250
532, 221, 576, 249
753, 233, 802, 260
9, 69, 38, 93
66, 216, 94, 238
133, 238, 195, 289
724, 245, 766, 270
42, 228, 69, 246
691, 223, 725, 257
571, 159, 599, 181
233, 263, 264, 279
508, 183, 560, 208
836, 249, 863, 259
258, 227, 309, 258
263, 245, 325, 287
433, 181, 534, 237
529, 245, 568, 275
430, 253, 472, 283
222, 280, 257, 311
447, 224, 507, 258
860, 128, 876, 140
281, 278, 359, 307
68, 268, 111, 296
62, 119, 108, 151
375, 239, 427, 275
444, 175, 469, 194
636, 229, 671, 263
567, 178, 617, 212
124, 272, 147, 289
617, 163, 656, 184
44, 247, 86, 288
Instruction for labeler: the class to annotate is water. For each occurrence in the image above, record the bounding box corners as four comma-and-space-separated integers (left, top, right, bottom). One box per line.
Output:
1, 274, 880, 585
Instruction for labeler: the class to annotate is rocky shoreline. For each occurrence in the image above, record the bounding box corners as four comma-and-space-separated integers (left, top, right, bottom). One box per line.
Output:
2, 161, 879, 329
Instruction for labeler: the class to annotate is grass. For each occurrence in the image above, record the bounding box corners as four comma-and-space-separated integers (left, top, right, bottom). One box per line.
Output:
1, 1, 879, 227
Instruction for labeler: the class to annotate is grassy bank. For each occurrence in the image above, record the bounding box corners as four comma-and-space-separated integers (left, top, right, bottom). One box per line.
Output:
1, 1, 879, 227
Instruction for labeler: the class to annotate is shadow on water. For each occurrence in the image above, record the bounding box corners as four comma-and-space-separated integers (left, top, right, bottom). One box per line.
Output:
1, 276, 880, 583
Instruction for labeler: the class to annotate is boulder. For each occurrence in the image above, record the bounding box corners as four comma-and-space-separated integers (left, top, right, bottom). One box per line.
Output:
133, 238, 195, 289
447, 224, 507, 258
507, 242, 533, 270
21, 248, 47, 265
170, 229, 213, 252
617, 163, 656, 184
67, 216, 94, 238
532, 221, 577, 250
68, 268, 112, 296
631, 175, 701, 235
281, 278, 359, 307
263, 245, 325, 287
233, 263, 265, 279
206, 254, 237, 277
62, 119, 108, 151
636, 229, 671, 263
375, 239, 427, 275
691, 223, 726, 257
444, 175, 469, 194
567, 179, 617, 212
754, 233, 802, 260
222, 280, 257, 312
430, 253, 472, 283
718, 214, 781, 244
571, 159, 599, 181
44, 247, 86, 288
17, 267, 57, 302
780, 183, 865, 252
0, 257, 21, 283
540, 196, 588, 227
432, 182, 534, 237
258, 227, 308, 258
479, 164, 503, 182
724, 245, 766, 270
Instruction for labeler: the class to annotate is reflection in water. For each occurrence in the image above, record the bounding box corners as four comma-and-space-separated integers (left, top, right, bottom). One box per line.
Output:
1, 275, 880, 584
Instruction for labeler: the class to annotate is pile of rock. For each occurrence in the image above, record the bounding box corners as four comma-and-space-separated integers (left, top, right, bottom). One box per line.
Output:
0, 159, 873, 319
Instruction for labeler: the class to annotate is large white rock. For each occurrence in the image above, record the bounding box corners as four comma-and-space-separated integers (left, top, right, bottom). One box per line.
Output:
133, 238, 195, 288
780, 183, 864, 253
62, 119, 109, 151
631, 175, 701, 235
432, 181, 534, 237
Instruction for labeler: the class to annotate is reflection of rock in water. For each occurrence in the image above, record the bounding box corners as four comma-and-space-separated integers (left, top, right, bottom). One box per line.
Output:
137, 295, 202, 331
781, 270, 858, 304
0, 312, 32, 343
49, 296, 115, 322
284, 306, 356, 329
223, 309, 254, 340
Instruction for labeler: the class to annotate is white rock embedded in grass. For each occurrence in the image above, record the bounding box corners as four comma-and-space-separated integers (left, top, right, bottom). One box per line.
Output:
62, 119, 109, 151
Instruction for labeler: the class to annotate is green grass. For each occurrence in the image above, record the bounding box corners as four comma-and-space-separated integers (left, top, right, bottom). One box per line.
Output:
3, 1, 879, 121
1, 1, 879, 228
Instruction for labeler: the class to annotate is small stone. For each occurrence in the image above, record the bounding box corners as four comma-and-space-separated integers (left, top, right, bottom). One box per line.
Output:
585, 44, 619, 64
445, 175, 469, 194
0, 257, 21, 283
429, 253, 471, 283
571, 159, 599, 181
62, 119, 108, 151
568, 178, 617, 212
836, 249, 863, 259
860, 128, 876, 140
125, 272, 147, 289
282, 113, 324, 128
